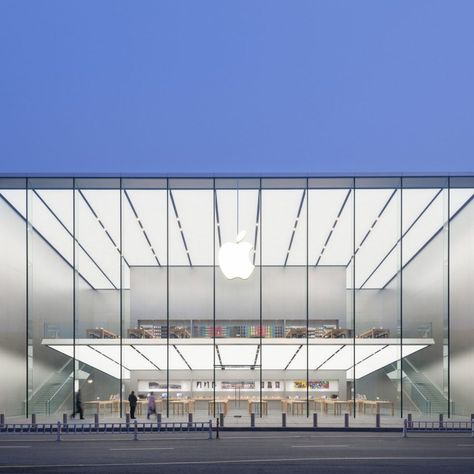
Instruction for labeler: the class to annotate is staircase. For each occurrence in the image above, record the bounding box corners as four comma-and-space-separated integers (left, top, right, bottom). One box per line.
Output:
402, 360, 451, 415
385, 360, 451, 415
27, 361, 86, 416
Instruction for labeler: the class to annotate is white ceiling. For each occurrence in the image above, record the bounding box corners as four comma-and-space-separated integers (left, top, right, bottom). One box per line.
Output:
45, 338, 432, 381
0, 186, 472, 289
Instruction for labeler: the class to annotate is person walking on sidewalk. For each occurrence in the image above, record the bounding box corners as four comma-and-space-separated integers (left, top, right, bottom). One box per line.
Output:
147, 392, 156, 419
128, 390, 138, 419
72, 389, 84, 419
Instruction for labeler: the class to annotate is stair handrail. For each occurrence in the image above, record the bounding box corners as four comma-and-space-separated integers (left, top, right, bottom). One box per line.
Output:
404, 358, 447, 399
46, 363, 88, 415
26, 359, 73, 404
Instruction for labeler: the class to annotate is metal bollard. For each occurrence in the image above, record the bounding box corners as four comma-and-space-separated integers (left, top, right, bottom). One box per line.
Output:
208, 419, 213, 440
216, 418, 220, 439
471, 419, 474, 438
188, 413, 193, 423
125, 413, 130, 425
56, 421, 61, 442
470, 413, 474, 422
94, 413, 99, 429
133, 420, 138, 441
31, 413, 36, 426
219, 412, 224, 428
402, 419, 407, 438
0, 414, 5, 426
344, 413, 349, 428
62, 413, 68, 425
281, 412, 286, 428
439, 413, 444, 429
375, 413, 381, 428
313, 413, 318, 428
407, 413, 412, 429
250, 412, 255, 428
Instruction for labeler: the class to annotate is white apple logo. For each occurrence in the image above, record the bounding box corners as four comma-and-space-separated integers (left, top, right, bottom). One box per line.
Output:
219, 230, 255, 279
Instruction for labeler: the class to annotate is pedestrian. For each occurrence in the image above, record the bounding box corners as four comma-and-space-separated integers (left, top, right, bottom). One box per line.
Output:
72, 389, 84, 419
128, 390, 138, 419
147, 392, 156, 419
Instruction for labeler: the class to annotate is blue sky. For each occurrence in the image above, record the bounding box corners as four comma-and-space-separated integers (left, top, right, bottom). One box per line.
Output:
0, 0, 473, 174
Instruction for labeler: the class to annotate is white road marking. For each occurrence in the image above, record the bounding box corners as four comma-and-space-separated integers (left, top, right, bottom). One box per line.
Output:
1, 456, 474, 469
0, 446, 31, 449
292, 444, 349, 448
110, 447, 175, 451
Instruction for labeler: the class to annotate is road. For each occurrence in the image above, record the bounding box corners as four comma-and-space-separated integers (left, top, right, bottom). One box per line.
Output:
0, 431, 473, 473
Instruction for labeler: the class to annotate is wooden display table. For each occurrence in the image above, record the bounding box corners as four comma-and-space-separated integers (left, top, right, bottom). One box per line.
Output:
208, 400, 229, 416
169, 400, 194, 415
83, 400, 114, 414
358, 328, 390, 338
281, 399, 306, 415
86, 328, 118, 339
248, 400, 268, 416
358, 400, 394, 416
323, 399, 353, 415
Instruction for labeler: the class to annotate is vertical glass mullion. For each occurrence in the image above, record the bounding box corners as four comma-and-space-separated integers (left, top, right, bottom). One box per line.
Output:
72, 179, 76, 416
306, 180, 309, 417
119, 180, 123, 418
166, 179, 170, 417
213, 181, 216, 418
446, 178, 451, 417
352, 179, 356, 417
25, 178, 29, 417
352, 178, 356, 418
400, 179, 403, 418
259, 179, 263, 417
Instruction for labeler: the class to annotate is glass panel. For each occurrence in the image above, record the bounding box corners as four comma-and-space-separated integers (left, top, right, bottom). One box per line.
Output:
122, 183, 168, 419
74, 179, 122, 418
0, 180, 26, 416
27, 179, 74, 417
168, 180, 213, 419
262, 180, 308, 421
308, 181, 354, 419
354, 178, 401, 420
449, 183, 474, 416
215, 180, 261, 419
401, 178, 449, 417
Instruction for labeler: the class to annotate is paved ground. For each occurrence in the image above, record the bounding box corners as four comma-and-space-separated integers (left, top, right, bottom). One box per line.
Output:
0, 431, 474, 473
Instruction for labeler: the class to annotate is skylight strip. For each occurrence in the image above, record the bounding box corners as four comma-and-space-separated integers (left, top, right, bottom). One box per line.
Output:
78, 190, 130, 267
215, 344, 223, 368
123, 190, 161, 266
253, 344, 260, 367
381, 192, 474, 289
88, 345, 130, 371
346, 189, 398, 264
359, 188, 443, 289
169, 190, 193, 266
215, 192, 222, 248
284, 344, 303, 370
172, 344, 192, 370
347, 345, 388, 370
314, 345, 345, 371
34, 190, 118, 289
315, 189, 351, 266
131, 345, 161, 371
283, 189, 306, 266
253, 188, 261, 266
0, 193, 96, 290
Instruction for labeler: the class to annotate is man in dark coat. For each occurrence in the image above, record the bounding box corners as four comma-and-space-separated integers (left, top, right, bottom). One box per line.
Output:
72, 389, 84, 419
128, 390, 138, 419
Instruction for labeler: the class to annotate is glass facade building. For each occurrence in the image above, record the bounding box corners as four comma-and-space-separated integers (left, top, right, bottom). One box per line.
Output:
0, 175, 473, 421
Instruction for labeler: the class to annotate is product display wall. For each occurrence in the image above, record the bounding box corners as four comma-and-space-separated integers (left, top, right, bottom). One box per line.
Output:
0, 176, 473, 419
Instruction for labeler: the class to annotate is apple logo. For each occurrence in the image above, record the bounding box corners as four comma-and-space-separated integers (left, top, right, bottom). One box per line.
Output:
219, 230, 255, 279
